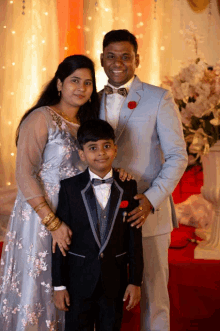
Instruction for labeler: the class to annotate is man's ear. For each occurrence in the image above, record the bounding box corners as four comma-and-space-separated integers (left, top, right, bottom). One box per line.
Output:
100, 53, 104, 67
57, 78, 62, 92
135, 54, 140, 68
78, 149, 86, 162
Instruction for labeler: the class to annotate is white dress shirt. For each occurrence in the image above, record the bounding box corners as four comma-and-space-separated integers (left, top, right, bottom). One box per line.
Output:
106, 76, 134, 131
89, 168, 113, 209
54, 168, 113, 291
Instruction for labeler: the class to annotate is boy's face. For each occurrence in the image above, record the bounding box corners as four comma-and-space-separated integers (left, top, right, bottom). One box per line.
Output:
78, 139, 117, 177
100, 41, 139, 87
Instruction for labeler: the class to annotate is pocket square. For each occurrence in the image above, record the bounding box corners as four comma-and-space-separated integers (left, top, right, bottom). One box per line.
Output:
120, 200, 129, 208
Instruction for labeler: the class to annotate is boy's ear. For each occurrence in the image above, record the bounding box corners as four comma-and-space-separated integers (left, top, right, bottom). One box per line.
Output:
78, 149, 86, 162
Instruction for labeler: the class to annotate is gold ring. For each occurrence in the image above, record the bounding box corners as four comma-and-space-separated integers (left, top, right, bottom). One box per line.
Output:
139, 206, 143, 211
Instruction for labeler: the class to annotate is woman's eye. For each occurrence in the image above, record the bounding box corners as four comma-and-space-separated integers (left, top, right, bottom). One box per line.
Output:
85, 81, 92, 86
72, 79, 79, 83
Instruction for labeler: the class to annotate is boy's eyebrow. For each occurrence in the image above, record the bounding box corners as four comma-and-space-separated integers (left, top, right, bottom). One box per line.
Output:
86, 140, 112, 147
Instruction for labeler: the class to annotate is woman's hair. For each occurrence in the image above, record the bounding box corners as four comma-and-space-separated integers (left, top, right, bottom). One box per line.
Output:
16, 55, 100, 145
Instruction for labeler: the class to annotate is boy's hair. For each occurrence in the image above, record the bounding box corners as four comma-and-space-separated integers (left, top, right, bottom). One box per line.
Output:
77, 119, 115, 149
103, 29, 138, 54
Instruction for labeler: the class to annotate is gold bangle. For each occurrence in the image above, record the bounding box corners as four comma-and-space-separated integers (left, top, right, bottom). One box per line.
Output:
42, 212, 55, 225
49, 220, 62, 232
47, 218, 62, 231
48, 218, 61, 231
44, 215, 56, 227
34, 202, 48, 213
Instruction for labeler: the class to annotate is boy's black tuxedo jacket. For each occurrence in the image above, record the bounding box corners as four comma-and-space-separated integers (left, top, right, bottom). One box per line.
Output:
52, 168, 143, 299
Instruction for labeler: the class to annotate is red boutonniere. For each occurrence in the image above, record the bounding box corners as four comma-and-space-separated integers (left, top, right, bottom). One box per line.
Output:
128, 101, 137, 109
120, 200, 129, 208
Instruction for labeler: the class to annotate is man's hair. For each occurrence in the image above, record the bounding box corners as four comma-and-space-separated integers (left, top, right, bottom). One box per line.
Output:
77, 119, 115, 149
103, 29, 138, 54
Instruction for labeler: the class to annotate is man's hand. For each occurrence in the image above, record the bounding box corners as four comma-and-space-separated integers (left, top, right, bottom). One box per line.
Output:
127, 194, 152, 228
123, 284, 141, 311
53, 289, 70, 311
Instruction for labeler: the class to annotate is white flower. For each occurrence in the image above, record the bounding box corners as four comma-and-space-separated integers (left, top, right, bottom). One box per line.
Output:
210, 109, 220, 126
188, 128, 210, 155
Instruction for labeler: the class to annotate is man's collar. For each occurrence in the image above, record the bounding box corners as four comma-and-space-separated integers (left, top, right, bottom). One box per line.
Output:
107, 76, 135, 92
88, 168, 113, 180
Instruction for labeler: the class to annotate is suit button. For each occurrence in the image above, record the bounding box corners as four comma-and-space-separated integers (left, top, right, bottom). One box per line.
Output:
100, 253, 104, 259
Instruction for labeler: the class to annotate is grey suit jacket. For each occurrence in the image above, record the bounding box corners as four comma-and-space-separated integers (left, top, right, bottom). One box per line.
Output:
99, 76, 188, 237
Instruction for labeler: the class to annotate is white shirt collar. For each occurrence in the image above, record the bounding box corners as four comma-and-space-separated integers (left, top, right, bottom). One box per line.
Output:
88, 168, 113, 181
107, 76, 135, 93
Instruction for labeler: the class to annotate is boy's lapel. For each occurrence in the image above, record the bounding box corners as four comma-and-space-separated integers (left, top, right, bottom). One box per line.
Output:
99, 179, 124, 254
81, 176, 101, 248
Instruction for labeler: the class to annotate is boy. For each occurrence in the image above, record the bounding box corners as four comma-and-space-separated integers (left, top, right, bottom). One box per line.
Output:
52, 119, 143, 331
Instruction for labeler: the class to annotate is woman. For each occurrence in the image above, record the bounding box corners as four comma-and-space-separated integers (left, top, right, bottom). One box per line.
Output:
0, 55, 100, 330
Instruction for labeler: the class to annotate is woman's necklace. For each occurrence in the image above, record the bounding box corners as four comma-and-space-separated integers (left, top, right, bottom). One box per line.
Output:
52, 106, 79, 125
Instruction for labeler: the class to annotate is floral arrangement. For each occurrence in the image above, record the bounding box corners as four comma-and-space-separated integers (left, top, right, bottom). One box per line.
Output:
163, 24, 220, 168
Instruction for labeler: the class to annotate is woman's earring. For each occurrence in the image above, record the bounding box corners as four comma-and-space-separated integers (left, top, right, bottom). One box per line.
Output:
58, 91, 61, 97
89, 98, 91, 103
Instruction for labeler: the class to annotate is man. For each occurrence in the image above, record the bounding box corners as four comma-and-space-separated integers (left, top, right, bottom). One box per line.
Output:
99, 29, 188, 331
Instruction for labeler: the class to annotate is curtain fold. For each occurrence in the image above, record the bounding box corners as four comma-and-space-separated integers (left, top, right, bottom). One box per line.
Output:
0, 0, 59, 188
57, 0, 84, 62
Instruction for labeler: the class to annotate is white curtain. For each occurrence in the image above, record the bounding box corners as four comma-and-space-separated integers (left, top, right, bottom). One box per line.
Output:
0, 0, 59, 239
0, 0, 59, 189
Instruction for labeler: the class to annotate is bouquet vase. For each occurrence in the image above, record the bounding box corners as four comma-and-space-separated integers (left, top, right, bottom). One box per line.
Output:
194, 141, 220, 260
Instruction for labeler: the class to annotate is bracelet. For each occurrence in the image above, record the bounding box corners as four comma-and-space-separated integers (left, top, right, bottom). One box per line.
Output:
42, 212, 55, 225
44, 215, 56, 227
34, 202, 48, 213
47, 218, 62, 231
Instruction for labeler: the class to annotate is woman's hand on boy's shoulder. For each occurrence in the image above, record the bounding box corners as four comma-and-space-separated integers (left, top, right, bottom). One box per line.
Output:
115, 168, 134, 182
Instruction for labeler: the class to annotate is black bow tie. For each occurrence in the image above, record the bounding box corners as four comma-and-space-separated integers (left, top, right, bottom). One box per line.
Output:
104, 85, 128, 97
91, 177, 114, 186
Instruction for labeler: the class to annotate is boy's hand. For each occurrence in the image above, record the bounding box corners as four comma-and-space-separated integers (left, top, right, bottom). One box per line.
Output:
123, 284, 141, 311
53, 289, 70, 311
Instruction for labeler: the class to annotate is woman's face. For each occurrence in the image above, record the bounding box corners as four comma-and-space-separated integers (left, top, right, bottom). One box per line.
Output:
57, 68, 93, 110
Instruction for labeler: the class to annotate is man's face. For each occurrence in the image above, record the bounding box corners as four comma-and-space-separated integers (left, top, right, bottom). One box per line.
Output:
101, 41, 139, 87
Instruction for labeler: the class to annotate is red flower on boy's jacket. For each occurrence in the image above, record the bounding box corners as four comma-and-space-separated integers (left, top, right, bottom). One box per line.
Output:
128, 101, 137, 109
120, 200, 129, 208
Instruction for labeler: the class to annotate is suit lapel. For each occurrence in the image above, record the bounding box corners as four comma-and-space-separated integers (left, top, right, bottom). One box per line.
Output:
81, 180, 101, 248
99, 77, 144, 143
100, 179, 124, 254
115, 76, 143, 143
